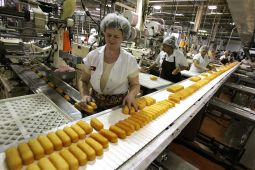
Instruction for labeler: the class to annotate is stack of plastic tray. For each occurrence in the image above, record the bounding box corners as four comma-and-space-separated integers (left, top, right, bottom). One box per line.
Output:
0, 93, 71, 152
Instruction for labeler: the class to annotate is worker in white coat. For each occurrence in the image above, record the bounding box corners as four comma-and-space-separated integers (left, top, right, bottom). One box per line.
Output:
78, 13, 140, 111
220, 50, 232, 65
87, 28, 98, 45
189, 45, 211, 73
147, 36, 188, 83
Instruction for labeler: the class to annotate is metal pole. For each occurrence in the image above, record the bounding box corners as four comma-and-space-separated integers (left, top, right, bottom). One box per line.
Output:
226, 27, 236, 50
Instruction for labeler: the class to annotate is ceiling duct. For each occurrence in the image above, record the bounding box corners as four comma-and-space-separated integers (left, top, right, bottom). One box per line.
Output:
227, 0, 255, 47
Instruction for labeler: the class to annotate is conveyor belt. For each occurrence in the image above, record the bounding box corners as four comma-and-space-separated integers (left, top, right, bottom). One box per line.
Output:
10, 65, 81, 120
209, 97, 255, 122
84, 64, 239, 170
0, 63, 239, 170
119, 64, 240, 170
35, 65, 82, 102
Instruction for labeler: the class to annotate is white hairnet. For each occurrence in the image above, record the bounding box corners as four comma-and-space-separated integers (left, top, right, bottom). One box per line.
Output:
90, 28, 97, 34
199, 45, 209, 52
163, 36, 177, 49
100, 13, 131, 40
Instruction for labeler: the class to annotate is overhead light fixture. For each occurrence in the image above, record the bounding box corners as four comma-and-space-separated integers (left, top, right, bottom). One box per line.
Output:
189, 21, 195, 24
199, 29, 207, 33
175, 13, 184, 16
174, 21, 180, 24
153, 6, 161, 10
96, 8, 100, 11
207, 12, 223, 15
208, 5, 217, 10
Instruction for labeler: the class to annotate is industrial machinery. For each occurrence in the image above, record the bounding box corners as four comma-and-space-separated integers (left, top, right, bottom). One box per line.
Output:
0, 61, 240, 170
0, 0, 87, 120
0, 1, 254, 170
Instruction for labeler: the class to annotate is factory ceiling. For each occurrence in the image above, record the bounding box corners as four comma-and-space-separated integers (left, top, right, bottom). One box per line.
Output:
75, 0, 254, 45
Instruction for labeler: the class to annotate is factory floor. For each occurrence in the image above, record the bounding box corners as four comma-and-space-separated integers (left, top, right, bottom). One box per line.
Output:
166, 92, 234, 170
168, 142, 225, 170
167, 111, 228, 170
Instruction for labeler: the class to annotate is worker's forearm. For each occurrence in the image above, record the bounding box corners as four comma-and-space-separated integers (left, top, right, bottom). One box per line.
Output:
128, 84, 140, 97
149, 63, 157, 70
78, 81, 90, 96
194, 63, 206, 71
179, 66, 188, 71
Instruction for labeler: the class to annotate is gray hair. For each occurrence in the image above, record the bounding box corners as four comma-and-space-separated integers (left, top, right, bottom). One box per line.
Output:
163, 36, 177, 49
199, 45, 209, 52
100, 13, 131, 40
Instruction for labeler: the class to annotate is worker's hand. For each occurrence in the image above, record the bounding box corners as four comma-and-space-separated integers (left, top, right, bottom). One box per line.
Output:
140, 67, 148, 73
172, 67, 180, 75
208, 63, 215, 67
211, 67, 217, 72
122, 94, 138, 111
204, 67, 209, 71
80, 95, 94, 106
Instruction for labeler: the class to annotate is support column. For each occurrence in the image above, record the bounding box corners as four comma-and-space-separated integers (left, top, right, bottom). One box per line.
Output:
136, 0, 149, 31
211, 20, 219, 42
192, 3, 204, 32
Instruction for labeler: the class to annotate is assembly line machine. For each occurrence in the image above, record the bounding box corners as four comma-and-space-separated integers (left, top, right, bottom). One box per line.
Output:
1, 1, 255, 170
2, 62, 255, 170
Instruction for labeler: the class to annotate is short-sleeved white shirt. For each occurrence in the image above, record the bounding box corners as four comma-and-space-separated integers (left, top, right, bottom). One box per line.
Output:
189, 53, 210, 73
83, 45, 139, 95
220, 55, 232, 61
155, 49, 188, 69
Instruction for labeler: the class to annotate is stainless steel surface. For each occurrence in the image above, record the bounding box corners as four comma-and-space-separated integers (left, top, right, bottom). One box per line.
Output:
59, 50, 83, 64
154, 151, 199, 170
240, 128, 255, 169
0, 77, 12, 93
36, 86, 81, 119
5, 54, 49, 59
232, 73, 250, 79
227, 0, 255, 47
209, 97, 255, 122
224, 82, 255, 95
0, 33, 49, 40
11, 65, 46, 92
47, 75, 81, 102
10, 64, 81, 120
34, 65, 82, 102
232, 73, 255, 86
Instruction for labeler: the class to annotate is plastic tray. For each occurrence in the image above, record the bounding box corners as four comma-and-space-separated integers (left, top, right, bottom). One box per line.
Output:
0, 93, 71, 152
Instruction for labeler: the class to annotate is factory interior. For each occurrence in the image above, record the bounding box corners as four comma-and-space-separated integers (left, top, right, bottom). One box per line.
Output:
0, 0, 255, 170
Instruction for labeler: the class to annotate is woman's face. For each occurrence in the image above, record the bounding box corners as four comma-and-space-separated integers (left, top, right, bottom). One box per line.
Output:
104, 28, 123, 48
162, 44, 174, 55
200, 50, 208, 57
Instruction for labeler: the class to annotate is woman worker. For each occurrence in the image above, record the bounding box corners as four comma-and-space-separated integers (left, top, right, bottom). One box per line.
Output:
189, 45, 211, 73
147, 36, 188, 83
78, 13, 140, 111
